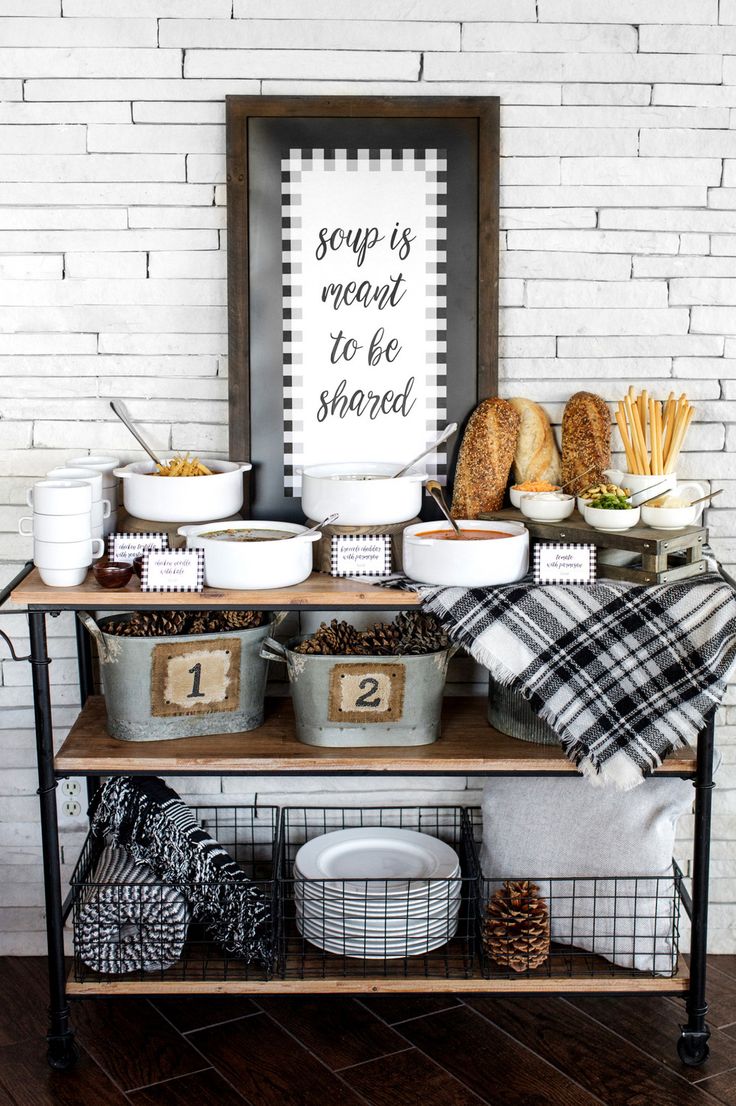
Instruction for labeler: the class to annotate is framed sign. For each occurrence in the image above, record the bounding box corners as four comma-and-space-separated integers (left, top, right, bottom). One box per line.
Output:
533, 543, 597, 586
226, 96, 499, 520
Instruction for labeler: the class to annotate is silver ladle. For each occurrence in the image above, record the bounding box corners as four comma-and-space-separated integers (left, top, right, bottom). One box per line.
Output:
392, 423, 458, 479
425, 479, 462, 537
110, 399, 165, 467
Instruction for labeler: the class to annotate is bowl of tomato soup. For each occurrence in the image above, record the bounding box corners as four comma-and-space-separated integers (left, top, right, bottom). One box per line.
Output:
402, 519, 529, 586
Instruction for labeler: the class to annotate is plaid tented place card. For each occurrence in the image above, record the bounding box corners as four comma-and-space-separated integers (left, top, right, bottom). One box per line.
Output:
330, 534, 392, 578
108, 531, 169, 564
533, 543, 597, 585
141, 549, 205, 593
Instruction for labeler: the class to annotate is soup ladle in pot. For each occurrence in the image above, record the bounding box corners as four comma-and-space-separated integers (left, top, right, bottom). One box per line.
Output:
110, 399, 165, 468
425, 480, 463, 537
392, 423, 458, 479
289, 512, 339, 538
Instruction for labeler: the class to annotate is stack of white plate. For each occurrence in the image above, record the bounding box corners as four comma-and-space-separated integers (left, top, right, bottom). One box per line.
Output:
293, 827, 462, 959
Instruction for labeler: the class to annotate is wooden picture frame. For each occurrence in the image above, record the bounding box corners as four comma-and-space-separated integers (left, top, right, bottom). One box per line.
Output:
226, 95, 499, 519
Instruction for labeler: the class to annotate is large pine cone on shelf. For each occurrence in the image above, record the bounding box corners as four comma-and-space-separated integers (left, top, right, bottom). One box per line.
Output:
105, 611, 188, 637
482, 880, 550, 973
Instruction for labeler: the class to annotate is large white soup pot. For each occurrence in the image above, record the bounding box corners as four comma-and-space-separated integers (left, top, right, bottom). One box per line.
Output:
178, 521, 320, 590
115, 459, 251, 523
301, 462, 425, 526
403, 519, 529, 587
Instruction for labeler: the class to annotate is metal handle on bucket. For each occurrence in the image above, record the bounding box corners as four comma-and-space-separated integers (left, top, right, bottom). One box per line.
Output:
76, 611, 112, 663
260, 636, 288, 663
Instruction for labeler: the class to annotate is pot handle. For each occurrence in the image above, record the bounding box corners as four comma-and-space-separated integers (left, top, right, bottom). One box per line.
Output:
230, 462, 252, 472
270, 611, 288, 630
260, 636, 288, 663
177, 525, 199, 538
76, 611, 111, 663
113, 466, 134, 478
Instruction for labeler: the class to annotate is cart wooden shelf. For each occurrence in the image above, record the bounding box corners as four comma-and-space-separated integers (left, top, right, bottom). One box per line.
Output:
3, 561, 716, 1070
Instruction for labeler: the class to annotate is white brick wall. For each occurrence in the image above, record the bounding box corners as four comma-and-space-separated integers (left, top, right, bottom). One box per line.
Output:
1, 1, 735, 957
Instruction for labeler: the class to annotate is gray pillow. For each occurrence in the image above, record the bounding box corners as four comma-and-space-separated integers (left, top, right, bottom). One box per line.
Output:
479, 777, 694, 974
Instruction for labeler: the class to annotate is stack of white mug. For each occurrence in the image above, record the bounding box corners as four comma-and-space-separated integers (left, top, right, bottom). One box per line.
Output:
21, 480, 105, 587
64, 455, 120, 536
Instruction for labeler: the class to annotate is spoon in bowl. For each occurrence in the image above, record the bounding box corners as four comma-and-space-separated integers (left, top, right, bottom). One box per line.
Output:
425, 480, 463, 537
392, 423, 458, 479
289, 512, 339, 538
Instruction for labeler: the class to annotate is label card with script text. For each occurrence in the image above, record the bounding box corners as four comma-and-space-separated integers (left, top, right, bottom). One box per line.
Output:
330, 534, 392, 578
141, 549, 204, 593
533, 542, 597, 586
108, 531, 168, 564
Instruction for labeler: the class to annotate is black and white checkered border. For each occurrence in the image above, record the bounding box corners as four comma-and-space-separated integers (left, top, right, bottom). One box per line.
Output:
107, 531, 169, 561
533, 542, 597, 586
141, 548, 205, 593
330, 533, 393, 578
281, 147, 448, 494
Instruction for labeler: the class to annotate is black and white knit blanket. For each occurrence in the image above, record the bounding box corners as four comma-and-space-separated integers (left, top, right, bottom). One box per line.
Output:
410, 572, 736, 789
89, 776, 272, 964
77, 845, 190, 975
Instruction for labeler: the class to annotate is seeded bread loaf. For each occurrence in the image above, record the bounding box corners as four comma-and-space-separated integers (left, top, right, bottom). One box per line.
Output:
561, 391, 612, 496
509, 398, 561, 487
451, 397, 521, 518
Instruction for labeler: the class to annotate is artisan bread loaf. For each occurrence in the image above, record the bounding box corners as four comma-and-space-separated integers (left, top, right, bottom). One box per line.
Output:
509, 398, 561, 486
451, 397, 520, 518
561, 391, 612, 495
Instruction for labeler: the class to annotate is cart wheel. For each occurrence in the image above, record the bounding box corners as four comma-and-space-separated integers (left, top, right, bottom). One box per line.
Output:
47, 1034, 79, 1071
677, 1030, 710, 1067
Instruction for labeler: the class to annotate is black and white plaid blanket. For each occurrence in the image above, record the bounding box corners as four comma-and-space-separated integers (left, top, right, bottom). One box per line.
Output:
410, 573, 736, 789
77, 845, 190, 975
89, 777, 272, 964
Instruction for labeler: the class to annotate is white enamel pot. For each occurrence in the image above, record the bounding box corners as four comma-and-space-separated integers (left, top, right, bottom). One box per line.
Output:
178, 520, 320, 590
403, 519, 530, 587
300, 462, 426, 526
114, 459, 251, 523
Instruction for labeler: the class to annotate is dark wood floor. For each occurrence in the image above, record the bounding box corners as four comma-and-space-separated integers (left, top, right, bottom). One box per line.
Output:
3, 958, 736, 1105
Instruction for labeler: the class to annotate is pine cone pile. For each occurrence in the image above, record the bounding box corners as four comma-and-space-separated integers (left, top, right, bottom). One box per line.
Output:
293, 611, 449, 657
103, 609, 265, 637
482, 880, 550, 973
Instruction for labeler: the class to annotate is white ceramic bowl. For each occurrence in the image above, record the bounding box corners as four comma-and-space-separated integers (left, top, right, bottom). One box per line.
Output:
179, 520, 320, 590
27, 479, 92, 516
47, 466, 103, 501
641, 504, 699, 530
576, 495, 591, 514
509, 485, 562, 509
520, 494, 575, 523
115, 458, 251, 523
583, 503, 640, 533
38, 565, 88, 588
34, 536, 104, 568
402, 519, 529, 587
19, 511, 91, 542
67, 455, 120, 479
301, 462, 425, 526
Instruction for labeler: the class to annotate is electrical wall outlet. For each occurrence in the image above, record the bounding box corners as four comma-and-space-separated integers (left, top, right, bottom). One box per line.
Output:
61, 780, 81, 797
61, 800, 81, 818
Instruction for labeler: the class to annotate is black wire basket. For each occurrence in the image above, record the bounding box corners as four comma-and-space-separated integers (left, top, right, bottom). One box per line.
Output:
464, 808, 682, 980
276, 806, 479, 980
70, 805, 279, 984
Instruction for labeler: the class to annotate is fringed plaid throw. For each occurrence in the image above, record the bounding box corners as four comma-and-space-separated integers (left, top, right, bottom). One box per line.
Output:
410, 573, 736, 789
89, 776, 272, 964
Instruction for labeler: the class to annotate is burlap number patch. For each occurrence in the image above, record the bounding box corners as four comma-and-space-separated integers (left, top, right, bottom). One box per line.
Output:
327, 662, 406, 724
150, 638, 241, 718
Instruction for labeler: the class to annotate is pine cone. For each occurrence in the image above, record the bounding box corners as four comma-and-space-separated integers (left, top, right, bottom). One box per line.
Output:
359, 621, 402, 656
482, 880, 550, 973
219, 609, 263, 631
105, 611, 187, 637
294, 619, 366, 655
393, 611, 449, 655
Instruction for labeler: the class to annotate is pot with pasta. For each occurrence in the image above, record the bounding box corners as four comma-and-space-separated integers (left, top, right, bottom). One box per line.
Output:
114, 457, 252, 523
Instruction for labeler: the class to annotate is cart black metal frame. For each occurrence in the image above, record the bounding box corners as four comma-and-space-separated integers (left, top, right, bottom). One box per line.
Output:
1, 560, 716, 1071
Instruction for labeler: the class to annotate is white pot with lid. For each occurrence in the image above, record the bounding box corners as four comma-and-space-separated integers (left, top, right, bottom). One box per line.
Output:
403, 519, 529, 587
115, 458, 251, 523
301, 462, 425, 526
178, 520, 321, 590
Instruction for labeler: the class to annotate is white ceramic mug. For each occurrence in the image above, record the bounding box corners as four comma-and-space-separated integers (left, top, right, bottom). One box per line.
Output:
27, 479, 92, 516
92, 499, 111, 527
19, 511, 92, 542
34, 536, 104, 568
47, 466, 103, 501
103, 510, 117, 537
38, 566, 88, 588
66, 455, 120, 479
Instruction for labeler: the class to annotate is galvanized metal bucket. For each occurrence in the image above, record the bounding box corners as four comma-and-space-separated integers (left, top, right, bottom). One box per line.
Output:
79, 612, 283, 742
261, 637, 456, 748
487, 676, 560, 746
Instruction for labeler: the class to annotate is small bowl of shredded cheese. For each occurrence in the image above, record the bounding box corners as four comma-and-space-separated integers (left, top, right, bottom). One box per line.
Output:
510, 481, 562, 509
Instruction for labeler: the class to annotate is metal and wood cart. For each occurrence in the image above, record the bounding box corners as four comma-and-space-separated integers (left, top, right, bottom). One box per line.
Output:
2, 562, 716, 1070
